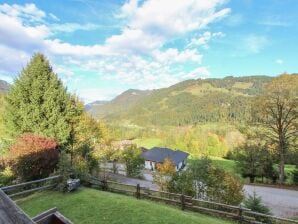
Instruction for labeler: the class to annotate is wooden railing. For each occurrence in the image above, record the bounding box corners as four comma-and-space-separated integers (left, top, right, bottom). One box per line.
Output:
87, 176, 298, 224
0, 175, 60, 198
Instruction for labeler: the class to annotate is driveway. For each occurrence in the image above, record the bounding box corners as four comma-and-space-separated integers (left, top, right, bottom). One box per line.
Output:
244, 185, 298, 218
108, 173, 159, 190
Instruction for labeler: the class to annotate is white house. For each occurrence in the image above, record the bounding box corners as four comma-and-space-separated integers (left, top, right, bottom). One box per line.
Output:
142, 147, 189, 171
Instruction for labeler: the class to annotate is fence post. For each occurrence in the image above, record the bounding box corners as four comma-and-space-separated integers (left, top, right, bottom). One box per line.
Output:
136, 184, 140, 199
180, 194, 185, 210
102, 180, 108, 191
238, 205, 243, 224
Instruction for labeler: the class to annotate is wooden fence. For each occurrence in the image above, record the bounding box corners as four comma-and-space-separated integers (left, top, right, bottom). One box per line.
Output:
87, 176, 298, 224
1, 175, 297, 224
0, 175, 60, 198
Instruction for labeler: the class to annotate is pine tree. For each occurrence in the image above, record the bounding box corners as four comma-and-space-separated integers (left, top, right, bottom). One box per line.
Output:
4, 53, 74, 144
244, 191, 270, 214
243, 191, 271, 222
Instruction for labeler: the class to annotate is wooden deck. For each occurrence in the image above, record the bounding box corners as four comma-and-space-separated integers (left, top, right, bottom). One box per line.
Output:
0, 189, 34, 224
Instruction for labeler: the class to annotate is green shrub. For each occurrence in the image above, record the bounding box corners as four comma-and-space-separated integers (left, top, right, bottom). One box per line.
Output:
168, 170, 195, 196
121, 145, 144, 178
0, 166, 14, 186
188, 157, 244, 205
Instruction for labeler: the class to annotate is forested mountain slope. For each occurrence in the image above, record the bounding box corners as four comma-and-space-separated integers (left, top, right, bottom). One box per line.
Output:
88, 89, 152, 118
88, 76, 273, 125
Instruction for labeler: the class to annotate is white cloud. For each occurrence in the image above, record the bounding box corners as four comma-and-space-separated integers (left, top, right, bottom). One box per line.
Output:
0, 13, 49, 51
50, 23, 101, 33
0, 1, 229, 102
54, 66, 74, 82
225, 14, 243, 27
49, 13, 59, 21
275, 59, 283, 65
0, 3, 46, 22
189, 31, 225, 48
259, 16, 289, 27
118, 0, 138, 18
105, 28, 164, 54
121, 0, 230, 37
0, 45, 31, 74
152, 48, 202, 64
243, 35, 268, 53
44, 39, 110, 56
182, 67, 210, 79
78, 88, 123, 103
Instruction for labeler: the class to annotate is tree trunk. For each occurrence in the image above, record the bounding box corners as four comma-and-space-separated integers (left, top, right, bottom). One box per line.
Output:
249, 176, 255, 183
279, 156, 285, 184
278, 136, 286, 184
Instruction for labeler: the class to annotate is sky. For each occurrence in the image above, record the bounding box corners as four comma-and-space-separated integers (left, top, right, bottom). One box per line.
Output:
0, 0, 298, 103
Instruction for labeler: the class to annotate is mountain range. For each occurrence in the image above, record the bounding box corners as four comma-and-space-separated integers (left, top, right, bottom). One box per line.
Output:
87, 76, 273, 126
0, 80, 10, 94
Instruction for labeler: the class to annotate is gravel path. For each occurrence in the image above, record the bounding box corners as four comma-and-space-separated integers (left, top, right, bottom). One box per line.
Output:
244, 185, 298, 218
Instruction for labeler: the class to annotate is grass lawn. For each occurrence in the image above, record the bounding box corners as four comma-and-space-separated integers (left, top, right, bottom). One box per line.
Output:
133, 138, 162, 148
210, 157, 297, 185
18, 188, 234, 224
210, 157, 237, 174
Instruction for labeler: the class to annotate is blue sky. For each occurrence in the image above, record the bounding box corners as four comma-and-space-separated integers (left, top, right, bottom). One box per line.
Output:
0, 0, 297, 103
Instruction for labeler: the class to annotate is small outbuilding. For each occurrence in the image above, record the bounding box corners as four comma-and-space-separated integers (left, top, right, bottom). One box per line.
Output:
142, 147, 189, 171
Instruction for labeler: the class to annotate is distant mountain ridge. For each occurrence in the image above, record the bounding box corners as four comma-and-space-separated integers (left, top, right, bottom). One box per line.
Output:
85, 100, 108, 111
0, 80, 10, 94
88, 89, 152, 118
87, 75, 274, 125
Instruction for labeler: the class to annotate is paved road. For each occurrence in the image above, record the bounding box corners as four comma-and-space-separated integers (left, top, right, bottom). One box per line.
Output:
109, 173, 298, 218
244, 185, 298, 218
108, 173, 159, 190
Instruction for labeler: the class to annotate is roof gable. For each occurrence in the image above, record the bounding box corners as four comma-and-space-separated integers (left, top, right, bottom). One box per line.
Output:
142, 147, 189, 165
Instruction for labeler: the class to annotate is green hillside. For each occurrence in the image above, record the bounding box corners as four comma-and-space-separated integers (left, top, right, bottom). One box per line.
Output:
89, 76, 272, 125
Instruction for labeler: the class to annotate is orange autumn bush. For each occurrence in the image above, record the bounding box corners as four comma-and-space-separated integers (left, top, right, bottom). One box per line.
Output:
9, 133, 59, 181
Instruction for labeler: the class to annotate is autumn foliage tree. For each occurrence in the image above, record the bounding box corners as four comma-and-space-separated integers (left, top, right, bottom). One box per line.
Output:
153, 158, 176, 191
9, 133, 59, 181
255, 74, 298, 184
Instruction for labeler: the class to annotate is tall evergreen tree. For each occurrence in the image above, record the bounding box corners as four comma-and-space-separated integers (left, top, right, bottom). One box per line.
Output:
4, 53, 74, 144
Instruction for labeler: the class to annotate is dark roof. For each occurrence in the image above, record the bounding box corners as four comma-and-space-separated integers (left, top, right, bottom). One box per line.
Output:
142, 147, 189, 166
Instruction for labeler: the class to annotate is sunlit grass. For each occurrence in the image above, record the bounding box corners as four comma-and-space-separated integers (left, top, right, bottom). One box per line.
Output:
133, 138, 162, 148
18, 188, 234, 224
